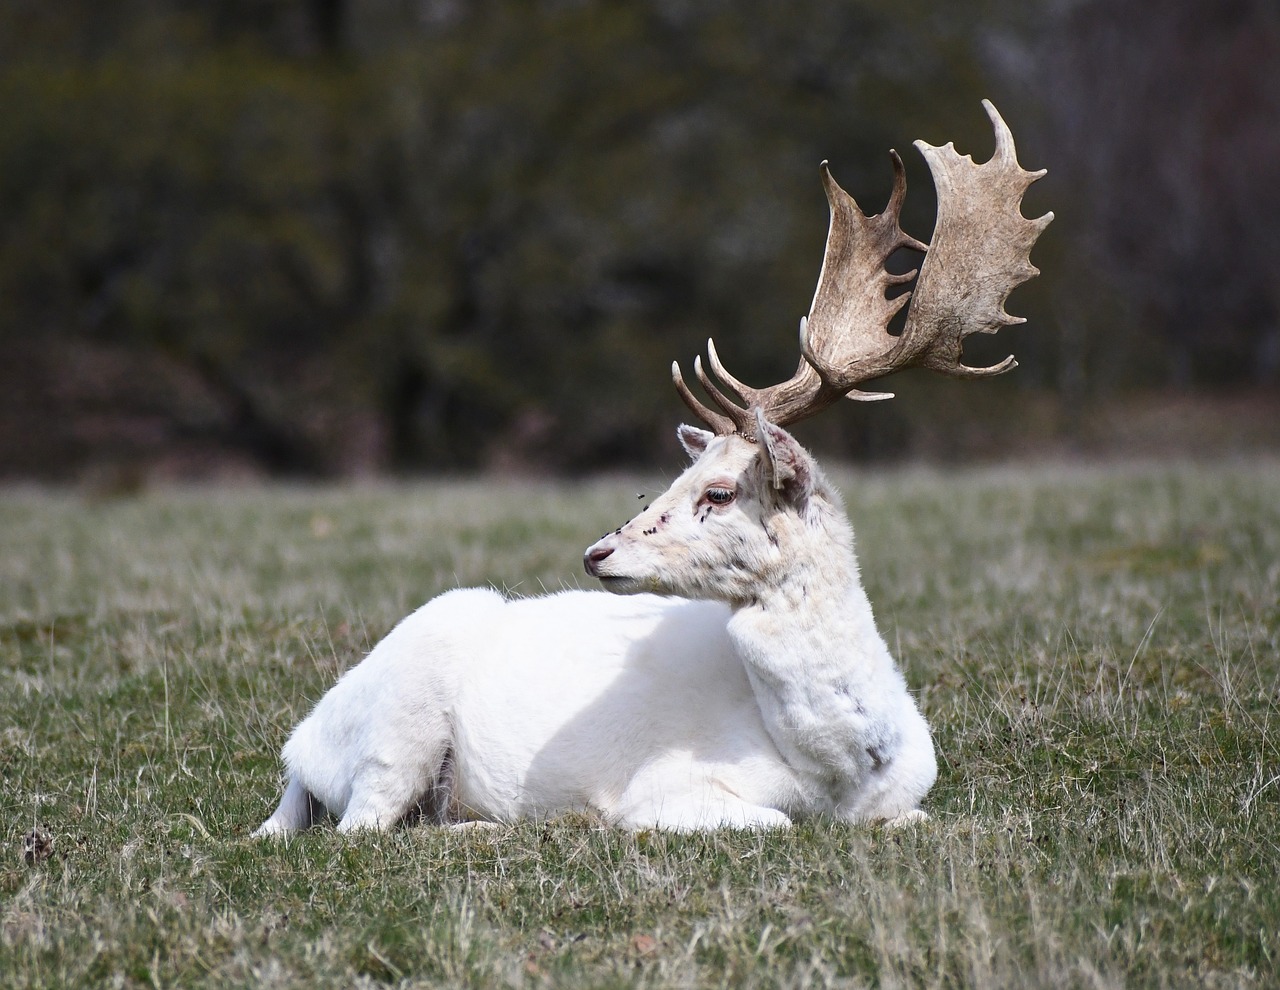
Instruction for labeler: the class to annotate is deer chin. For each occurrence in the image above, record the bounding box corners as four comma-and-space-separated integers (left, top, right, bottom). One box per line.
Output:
594, 573, 665, 596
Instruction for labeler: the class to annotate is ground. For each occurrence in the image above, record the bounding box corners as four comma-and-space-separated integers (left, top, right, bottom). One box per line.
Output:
1, 460, 1277, 988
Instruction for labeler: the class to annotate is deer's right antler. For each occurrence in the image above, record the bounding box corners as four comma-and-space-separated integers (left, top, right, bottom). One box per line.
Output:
673, 100, 1054, 438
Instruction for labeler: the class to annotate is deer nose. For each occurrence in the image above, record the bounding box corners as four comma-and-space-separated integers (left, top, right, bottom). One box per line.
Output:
583, 544, 614, 576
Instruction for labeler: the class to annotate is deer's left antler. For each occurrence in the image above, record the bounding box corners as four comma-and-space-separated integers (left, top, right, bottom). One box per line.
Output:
673, 100, 1054, 438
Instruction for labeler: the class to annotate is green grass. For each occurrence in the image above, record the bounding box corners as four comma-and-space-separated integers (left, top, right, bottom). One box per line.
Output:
2, 461, 1278, 988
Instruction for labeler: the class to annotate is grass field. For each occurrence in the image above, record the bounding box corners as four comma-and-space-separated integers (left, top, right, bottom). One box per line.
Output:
2, 459, 1278, 988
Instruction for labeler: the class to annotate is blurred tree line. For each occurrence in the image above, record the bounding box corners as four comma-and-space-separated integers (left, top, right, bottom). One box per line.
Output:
0, 0, 1276, 479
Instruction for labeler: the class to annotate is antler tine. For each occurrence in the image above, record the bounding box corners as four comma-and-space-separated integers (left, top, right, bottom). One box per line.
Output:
797, 316, 895, 403
671, 359, 735, 434
986, 97, 1044, 182
672, 348, 771, 436
704, 338, 757, 407
674, 338, 831, 437
692, 355, 754, 427
883, 150, 927, 252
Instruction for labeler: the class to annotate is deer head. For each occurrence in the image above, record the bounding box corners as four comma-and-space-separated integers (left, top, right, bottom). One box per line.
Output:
583, 411, 845, 605
585, 101, 1052, 601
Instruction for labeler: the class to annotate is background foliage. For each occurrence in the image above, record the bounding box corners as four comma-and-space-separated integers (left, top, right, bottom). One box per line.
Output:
1, 0, 1277, 477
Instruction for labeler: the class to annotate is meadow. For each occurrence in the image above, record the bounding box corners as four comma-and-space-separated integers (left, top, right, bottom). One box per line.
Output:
1, 458, 1277, 988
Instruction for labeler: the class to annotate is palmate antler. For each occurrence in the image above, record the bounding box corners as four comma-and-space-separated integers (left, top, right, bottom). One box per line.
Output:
673, 100, 1054, 438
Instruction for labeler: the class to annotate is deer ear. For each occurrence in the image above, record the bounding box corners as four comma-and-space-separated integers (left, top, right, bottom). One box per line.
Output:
677, 424, 714, 461
756, 410, 814, 504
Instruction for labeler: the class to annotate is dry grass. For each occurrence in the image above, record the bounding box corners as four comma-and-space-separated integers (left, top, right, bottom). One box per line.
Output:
2, 460, 1278, 988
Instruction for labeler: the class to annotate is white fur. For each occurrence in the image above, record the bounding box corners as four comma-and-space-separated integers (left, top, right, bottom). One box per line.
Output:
255, 419, 936, 835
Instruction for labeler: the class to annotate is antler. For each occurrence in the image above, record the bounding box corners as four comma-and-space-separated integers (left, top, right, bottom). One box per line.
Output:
673, 100, 1054, 438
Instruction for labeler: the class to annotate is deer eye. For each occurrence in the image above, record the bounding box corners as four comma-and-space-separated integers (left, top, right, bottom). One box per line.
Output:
705, 487, 735, 506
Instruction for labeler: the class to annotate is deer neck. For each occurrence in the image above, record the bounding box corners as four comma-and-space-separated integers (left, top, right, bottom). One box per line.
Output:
730, 495, 876, 635
725, 498, 902, 785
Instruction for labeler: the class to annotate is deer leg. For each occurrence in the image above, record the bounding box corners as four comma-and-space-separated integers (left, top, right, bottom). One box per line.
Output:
841, 720, 937, 825
447, 820, 501, 832
620, 790, 793, 832
882, 808, 929, 827
336, 790, 408, 832
253, 777, 318, 837
336, 770, 429, 832
711, 801, 793, 831
337, 756, 452, 833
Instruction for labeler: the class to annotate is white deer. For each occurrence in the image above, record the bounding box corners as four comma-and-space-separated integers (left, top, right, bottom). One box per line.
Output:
254, 101, 1051, 836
